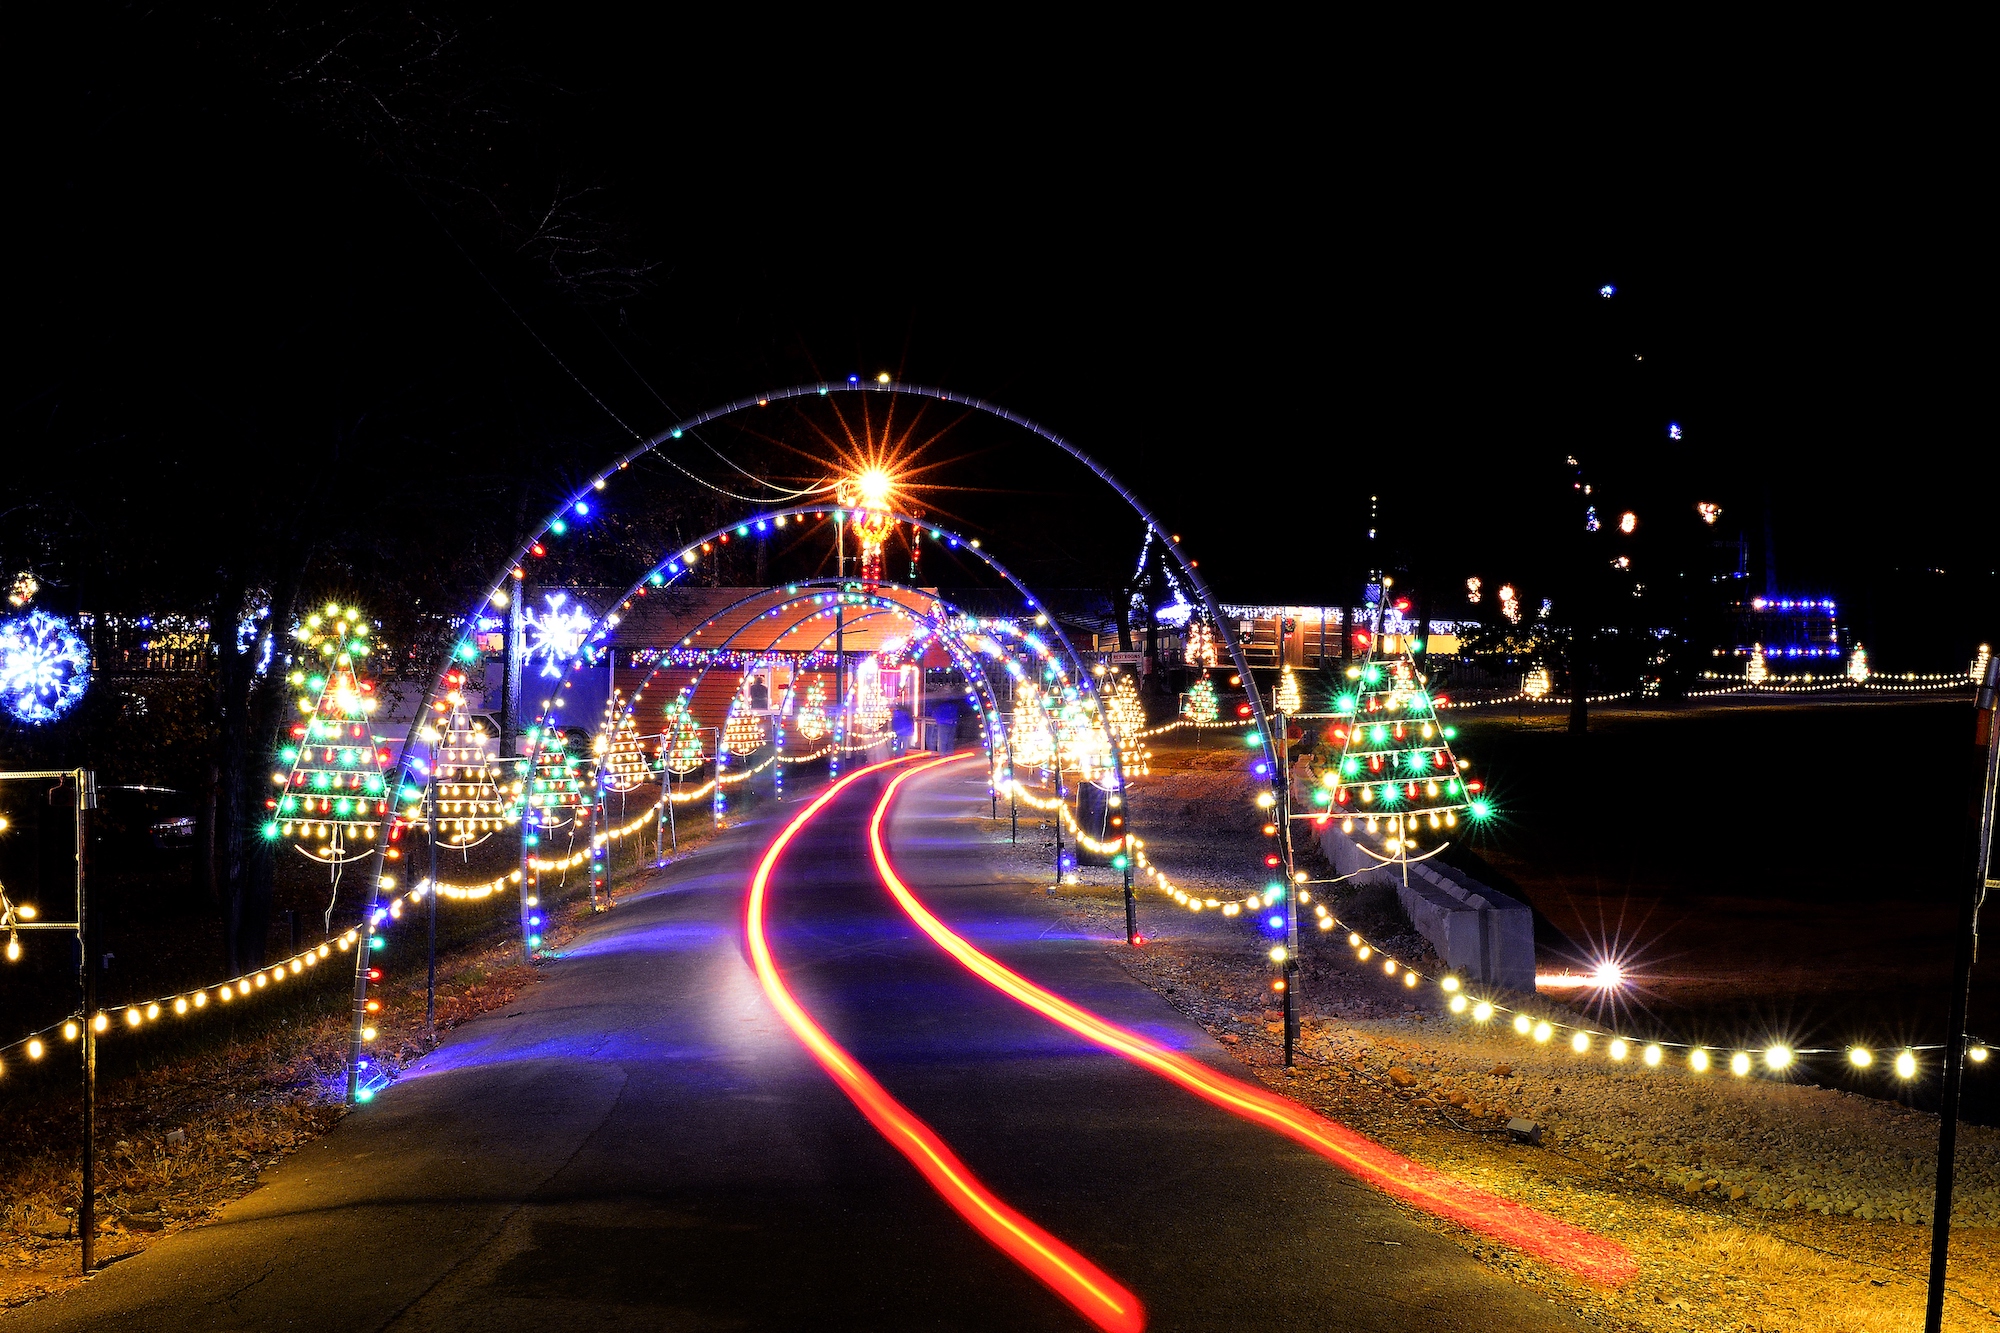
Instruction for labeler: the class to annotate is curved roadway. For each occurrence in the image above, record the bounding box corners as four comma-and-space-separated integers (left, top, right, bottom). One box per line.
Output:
12, 761, 1593, 1332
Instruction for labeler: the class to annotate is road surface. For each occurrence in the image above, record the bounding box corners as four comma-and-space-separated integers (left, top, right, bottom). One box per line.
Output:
11, 759, 1597, 1331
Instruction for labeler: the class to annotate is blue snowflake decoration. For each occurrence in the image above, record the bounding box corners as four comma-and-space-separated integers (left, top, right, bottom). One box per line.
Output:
0, 609, 92, 723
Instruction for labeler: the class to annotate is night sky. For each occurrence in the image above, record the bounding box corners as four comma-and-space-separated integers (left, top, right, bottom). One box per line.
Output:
7, 9, 1990, 667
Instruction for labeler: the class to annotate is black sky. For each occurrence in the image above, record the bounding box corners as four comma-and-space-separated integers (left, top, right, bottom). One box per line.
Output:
5, 8, 1990, 667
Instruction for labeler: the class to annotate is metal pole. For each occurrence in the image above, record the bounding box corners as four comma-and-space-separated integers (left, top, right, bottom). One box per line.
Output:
1277, 708, 1299, 1067
1926, 657, 2000, 1333
518, 767, 535, 963
1009, 729, 1017, 844
76, 769, 95, 1273
1053, 745, 1064, 887
669, 769, 678, 853
426, 778, 438, 1033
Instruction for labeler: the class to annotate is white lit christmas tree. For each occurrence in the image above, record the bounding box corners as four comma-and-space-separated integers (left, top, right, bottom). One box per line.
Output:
724, 705, 767, 755
793, 677, 829, 742
403, 668, 515, 849
1275, 664, 1302, 714
597, 693, 651, 793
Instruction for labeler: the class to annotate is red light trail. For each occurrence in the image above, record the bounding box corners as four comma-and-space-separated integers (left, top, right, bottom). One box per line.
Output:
870, 755, 1636, 1288
745, 757, 1146, 1333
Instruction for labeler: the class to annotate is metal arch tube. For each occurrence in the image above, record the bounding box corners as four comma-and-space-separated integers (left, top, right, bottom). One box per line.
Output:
349, 383, 1255, 1103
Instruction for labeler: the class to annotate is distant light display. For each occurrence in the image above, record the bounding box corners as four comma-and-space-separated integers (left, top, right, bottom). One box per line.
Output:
1667, 423, 1683, 440
0, 609, 92, 723
1598, 284, 1616, 298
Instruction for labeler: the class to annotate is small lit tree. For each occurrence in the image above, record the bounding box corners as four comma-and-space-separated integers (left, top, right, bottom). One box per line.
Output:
267, 604, 389, 868
1317, 652, 1491, 860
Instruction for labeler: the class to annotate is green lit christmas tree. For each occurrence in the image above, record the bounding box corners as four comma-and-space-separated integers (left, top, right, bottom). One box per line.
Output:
1183, 675, 1218, 723
267, 604, 389, 866
525, 726, 584, 829
1316, 653, 1490, 859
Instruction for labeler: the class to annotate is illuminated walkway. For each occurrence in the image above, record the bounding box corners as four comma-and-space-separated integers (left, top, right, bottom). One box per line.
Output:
9, 763, 1594, 1332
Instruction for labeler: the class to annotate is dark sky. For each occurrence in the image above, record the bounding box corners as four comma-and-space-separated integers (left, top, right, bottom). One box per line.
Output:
6, 8, 1990, 666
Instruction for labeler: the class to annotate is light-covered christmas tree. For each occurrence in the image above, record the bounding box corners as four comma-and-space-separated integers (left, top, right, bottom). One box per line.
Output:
659, 699, 706, 774
724, 705, 766, 755
266, 604, 388, 865
525, 726, 584, 828
1182, 675, 1218, 723
597, 693, 650, 793
1275, 664, 1302, 714
405, 668, 514, 849
1319, 653, 1490, 859
1103, 671, 1148, 773
793, 677, 829, 743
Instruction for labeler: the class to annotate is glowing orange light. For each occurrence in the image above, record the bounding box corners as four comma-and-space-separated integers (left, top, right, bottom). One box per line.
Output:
870, 755, 1636, 1289
746, 759, 1144, 1332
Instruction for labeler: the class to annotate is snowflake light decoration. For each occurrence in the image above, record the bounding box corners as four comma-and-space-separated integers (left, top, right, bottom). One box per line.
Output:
524, 592, 593, 679
0, 610, 92, 723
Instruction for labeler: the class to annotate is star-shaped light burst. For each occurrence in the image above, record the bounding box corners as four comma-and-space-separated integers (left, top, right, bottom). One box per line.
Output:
524, 592, 593, 679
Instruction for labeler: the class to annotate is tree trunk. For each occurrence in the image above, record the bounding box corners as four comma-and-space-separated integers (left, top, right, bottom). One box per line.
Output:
1117, 589, 1134, 654
223, 551, 308, 971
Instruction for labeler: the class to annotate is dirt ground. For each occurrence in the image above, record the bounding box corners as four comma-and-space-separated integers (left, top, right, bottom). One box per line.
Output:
984, 731, 2000, 1333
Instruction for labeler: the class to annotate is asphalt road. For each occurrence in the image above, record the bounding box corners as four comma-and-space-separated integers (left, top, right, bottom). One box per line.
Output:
11, 760, 1593, 1332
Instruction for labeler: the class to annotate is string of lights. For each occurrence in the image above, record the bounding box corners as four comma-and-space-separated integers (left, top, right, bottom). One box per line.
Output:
0, 931, 365, 1078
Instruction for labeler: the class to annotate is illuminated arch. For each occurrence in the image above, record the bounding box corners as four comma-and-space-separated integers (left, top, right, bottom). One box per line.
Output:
344, 389, 1270, 1102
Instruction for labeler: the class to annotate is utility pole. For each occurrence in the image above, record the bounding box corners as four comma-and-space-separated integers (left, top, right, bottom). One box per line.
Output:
1925, 657, 2000, 1333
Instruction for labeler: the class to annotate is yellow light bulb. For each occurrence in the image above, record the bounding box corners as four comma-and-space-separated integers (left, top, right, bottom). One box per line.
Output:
1533, 1022, 1553, 1044
1472, 1002, 1493, 1022
1513, 1014, 1532, 1035
1689, 1049, 1710, 1073
1609, 1039, 1628, 1061
1571, 1031, 1590, 1054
